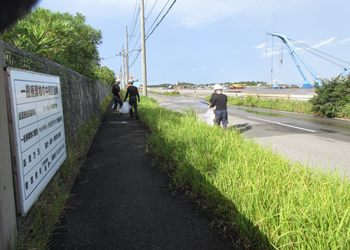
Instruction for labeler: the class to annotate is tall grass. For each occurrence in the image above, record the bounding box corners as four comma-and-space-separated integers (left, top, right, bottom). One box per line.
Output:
139, 96, 350, 249
205, 95, 315, 115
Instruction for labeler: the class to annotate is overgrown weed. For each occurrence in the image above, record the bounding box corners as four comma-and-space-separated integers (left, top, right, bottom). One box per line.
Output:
139, 96, 350, 249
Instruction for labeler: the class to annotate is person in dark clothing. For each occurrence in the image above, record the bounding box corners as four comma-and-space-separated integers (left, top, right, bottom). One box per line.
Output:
208, 84, 228, 129
209, 91, 216, 104
112, 79, 123, 115
124, 79, 140, 119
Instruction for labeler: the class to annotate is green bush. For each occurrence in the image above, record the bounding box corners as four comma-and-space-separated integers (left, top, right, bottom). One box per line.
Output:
310, 76, 350, 117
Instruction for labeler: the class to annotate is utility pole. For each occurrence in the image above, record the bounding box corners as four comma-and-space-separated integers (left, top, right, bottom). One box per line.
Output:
125, 26, 129, 82
122, 45, 125, 89
140, 0, 148, 96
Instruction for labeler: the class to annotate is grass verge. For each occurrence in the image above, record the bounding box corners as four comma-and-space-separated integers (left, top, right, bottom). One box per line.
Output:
205, 95, 314, 115
205, 94, 350, 119
149, 90, 180, 96
15, 94, 113, 250
139, 95, 350, 249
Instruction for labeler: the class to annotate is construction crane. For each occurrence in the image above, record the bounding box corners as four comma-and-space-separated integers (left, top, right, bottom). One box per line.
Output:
267, 33, 321, 88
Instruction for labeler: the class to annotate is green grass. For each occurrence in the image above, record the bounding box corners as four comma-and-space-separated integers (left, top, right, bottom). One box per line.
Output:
139, 96, 350, 249
205, 94, 350, 119
149, 90, 180, 96
205, 95, 315, 115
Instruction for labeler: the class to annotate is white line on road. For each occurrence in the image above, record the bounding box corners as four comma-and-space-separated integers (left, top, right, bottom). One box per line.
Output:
247, 116, 317, 133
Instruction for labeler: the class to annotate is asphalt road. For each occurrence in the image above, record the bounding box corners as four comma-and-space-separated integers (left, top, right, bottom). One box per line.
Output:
50, 106, 239, 250
149, 93, 350, 179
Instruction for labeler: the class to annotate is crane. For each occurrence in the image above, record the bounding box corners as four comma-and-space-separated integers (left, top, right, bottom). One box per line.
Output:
267, 33, 321, 88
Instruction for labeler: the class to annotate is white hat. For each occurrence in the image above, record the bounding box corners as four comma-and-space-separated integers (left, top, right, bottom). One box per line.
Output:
116, 78, 121, 82
128, 79, 134, 84
214, 84, 222, 90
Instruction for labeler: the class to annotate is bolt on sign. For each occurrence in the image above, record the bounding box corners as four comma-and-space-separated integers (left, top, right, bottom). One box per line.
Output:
6, 68, 66, 215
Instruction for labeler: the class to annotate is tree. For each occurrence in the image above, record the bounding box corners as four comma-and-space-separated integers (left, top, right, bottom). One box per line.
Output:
94, 66, 116, 86
2, 8, 102, 79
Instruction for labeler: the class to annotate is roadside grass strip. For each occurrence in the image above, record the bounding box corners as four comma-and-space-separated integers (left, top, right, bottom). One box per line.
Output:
139, 96, 350, 249
149, 90, 180, 96
205, 95, 315, 115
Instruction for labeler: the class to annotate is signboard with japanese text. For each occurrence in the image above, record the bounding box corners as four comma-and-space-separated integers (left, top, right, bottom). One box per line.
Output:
7, 68, 66, 215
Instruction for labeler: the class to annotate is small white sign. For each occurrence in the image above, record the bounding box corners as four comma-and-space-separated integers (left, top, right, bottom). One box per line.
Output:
7, 68, 66, 215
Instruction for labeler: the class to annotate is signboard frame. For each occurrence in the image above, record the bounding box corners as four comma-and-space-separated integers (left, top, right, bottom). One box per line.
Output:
6, 68, 67, 216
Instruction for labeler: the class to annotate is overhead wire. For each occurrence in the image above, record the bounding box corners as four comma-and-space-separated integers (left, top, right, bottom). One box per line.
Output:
146, 0, 159, 21
290, 39, 350, 68
130, 0, 166, 55
145, 0, 171, 38
146, 0, 176, 40
129, 0, 177, 68
129, 1, 141, 46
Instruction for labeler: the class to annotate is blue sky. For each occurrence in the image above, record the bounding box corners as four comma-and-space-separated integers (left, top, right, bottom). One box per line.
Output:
36, 0, 350, 86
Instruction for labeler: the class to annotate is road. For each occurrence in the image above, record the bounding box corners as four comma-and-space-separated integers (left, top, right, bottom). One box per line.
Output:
148, 92, 350, 179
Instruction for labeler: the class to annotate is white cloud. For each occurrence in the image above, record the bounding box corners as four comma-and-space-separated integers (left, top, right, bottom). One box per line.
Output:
201, 66, 208, 70
220, 69, 225, 71
339, 38, 350, 44
312, 37, 337, 48
175, 0, 307, 28
192, 68, 196, 71
254, 43, 266, 49
234, 50, 243, 54
255, 36, 343, 58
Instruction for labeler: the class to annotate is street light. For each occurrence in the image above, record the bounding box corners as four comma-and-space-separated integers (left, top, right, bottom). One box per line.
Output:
99, 52, 122, 67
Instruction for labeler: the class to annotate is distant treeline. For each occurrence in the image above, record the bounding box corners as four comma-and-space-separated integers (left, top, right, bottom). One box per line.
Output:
216, 81, 268, 86
150, 81, 268, 87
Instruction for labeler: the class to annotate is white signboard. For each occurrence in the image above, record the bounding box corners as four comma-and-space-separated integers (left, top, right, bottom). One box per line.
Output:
7, 68, 66, 215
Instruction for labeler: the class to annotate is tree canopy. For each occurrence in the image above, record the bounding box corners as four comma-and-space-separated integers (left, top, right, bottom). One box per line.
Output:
2, 7, 116, 84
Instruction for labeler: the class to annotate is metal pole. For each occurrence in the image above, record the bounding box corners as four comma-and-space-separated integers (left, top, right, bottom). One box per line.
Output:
140, 0, 148, 96
126, 26, 129, 82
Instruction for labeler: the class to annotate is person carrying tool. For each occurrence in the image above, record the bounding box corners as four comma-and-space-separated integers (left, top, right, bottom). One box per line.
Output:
208, 84, 228, 129
124, 79, 140, 119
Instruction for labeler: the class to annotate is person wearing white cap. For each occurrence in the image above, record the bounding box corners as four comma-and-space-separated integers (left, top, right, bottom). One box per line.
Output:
124, 79, 140, 119
112, 79, 123, 115
208, 84, 228, 129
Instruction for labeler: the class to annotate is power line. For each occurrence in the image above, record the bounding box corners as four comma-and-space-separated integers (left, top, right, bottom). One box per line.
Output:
146, 0, 176, 40
129, 0, 140, 45
129, 0, 140, 34
146, 0, 159, 21
129, 0, 177, 68
146, 0, 171, 37
129, 0, 164, 50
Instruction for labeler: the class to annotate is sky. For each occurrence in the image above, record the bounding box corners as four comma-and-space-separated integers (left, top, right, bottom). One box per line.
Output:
35, 0, 350, 87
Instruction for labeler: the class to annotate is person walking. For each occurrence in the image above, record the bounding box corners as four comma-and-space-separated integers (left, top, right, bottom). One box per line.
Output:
112, 79, 123, 115
208, 84, 228, 129
124, 79, 140, 119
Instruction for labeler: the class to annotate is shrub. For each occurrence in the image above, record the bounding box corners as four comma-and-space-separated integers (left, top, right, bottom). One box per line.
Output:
310, 76, 350, 117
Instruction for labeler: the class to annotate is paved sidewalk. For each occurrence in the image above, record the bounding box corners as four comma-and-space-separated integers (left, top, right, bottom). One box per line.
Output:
50, 106, 238, 250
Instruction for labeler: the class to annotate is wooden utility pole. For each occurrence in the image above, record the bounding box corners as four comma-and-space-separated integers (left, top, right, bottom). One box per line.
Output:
122, 45, 126, 89
125, 26, 129, 82
140, 0, 148, 96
